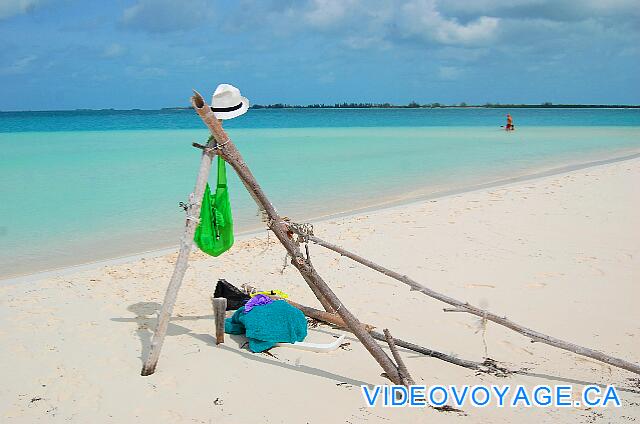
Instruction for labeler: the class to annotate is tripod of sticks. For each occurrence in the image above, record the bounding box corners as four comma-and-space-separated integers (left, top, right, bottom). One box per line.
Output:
140, 89, 640, 382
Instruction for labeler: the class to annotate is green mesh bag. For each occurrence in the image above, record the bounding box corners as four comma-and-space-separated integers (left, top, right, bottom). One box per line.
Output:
194, 156, 234, 256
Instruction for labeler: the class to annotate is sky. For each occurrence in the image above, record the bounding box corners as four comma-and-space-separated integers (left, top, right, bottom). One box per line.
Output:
0, 0, 639, 110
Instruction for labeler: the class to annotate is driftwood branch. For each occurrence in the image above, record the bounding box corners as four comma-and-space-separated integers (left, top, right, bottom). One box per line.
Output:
368, 330, 492, 372
212, 297, 227, 345
140, 137, 217, 376
188, 91, 403, 385
290, 230, 640, 376
279, 296, 493, 373
384, 329, 416, 386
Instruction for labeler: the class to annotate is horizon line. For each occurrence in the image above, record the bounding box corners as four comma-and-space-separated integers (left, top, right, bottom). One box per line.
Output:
1, 103, 640, 113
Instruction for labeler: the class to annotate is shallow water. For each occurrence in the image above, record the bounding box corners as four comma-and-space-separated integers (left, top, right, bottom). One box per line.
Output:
1, 109, 639, 278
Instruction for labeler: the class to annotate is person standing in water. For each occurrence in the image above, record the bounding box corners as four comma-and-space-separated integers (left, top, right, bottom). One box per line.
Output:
505, 113, 515, 131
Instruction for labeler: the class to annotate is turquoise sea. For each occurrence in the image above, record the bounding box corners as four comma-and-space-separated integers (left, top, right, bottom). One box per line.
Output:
1, 108, 640, 279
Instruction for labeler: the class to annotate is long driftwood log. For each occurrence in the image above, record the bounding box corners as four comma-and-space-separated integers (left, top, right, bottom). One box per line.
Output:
290, 229, 640, 376
141, 137, 217, 376
189, 91, 403, 385
284, 297, 494, 373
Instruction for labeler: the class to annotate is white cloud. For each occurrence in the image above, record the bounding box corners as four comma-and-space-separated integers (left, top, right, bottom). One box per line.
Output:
245, 0, 501, 47
303, 0, 359, 28
435, 46, 489, 63
125, 66, 168, 79
122, 3, 143, 23
438, 0, 640, 22
400, 0, 500, 46
436, 16, 499, 45
102, 43, 125, 58
438, 65, 463, 80
0, 55, 37, 75
121, 0, 214, 33
0, 0, 46, 20
343, 35, 391, 50
226, 0, 639, 58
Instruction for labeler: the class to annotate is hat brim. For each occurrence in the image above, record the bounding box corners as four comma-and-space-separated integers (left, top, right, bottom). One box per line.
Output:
212, 96, 250, 120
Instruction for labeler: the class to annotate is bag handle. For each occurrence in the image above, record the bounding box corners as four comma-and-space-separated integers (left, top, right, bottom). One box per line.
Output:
216, 156, 227, 187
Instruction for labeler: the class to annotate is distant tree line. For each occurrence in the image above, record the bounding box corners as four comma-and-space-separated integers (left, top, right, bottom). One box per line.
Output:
155, 102, 639, 111
249, 102, 639, 109
482, 102, 640, 108
250, 101, 453, 109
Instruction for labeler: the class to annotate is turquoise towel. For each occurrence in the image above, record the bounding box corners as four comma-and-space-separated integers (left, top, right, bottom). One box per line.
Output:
225, 300, 307, 352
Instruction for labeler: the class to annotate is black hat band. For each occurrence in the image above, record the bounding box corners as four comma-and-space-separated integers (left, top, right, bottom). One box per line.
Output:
211, 102, 243, 112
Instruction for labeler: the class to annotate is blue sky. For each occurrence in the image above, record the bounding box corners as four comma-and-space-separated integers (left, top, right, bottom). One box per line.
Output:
1, 0, 639, 110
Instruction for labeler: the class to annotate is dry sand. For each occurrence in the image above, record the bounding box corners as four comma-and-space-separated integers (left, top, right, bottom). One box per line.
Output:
1, 158, 639, 423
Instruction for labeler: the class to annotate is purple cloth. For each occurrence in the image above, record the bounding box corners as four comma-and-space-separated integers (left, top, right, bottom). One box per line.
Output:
243, 294, 273, 313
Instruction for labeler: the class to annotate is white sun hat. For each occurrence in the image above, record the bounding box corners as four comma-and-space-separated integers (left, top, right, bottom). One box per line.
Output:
210, 83, 250, 120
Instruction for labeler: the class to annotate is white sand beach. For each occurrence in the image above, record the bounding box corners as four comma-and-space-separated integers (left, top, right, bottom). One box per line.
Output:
1, 158, 639, 423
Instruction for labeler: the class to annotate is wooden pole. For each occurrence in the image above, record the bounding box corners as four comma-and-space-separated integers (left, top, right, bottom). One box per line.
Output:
384, 329, 416, 386
294, 231, 640, 376
285, 298, 490, 372
141, 137, 217, 376
240, 283, 490, 372
286, 299, 372, 332
212, 297, 227, 345
191, 91, 402, 385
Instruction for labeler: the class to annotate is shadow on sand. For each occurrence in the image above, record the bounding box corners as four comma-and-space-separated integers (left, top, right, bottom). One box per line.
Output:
310, 325, 640, 395
111, 302, 372, 387
112, 303, 639, 394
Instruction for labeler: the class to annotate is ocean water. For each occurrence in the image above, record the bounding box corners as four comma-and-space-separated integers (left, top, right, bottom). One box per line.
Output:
1, 108, 639, 279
